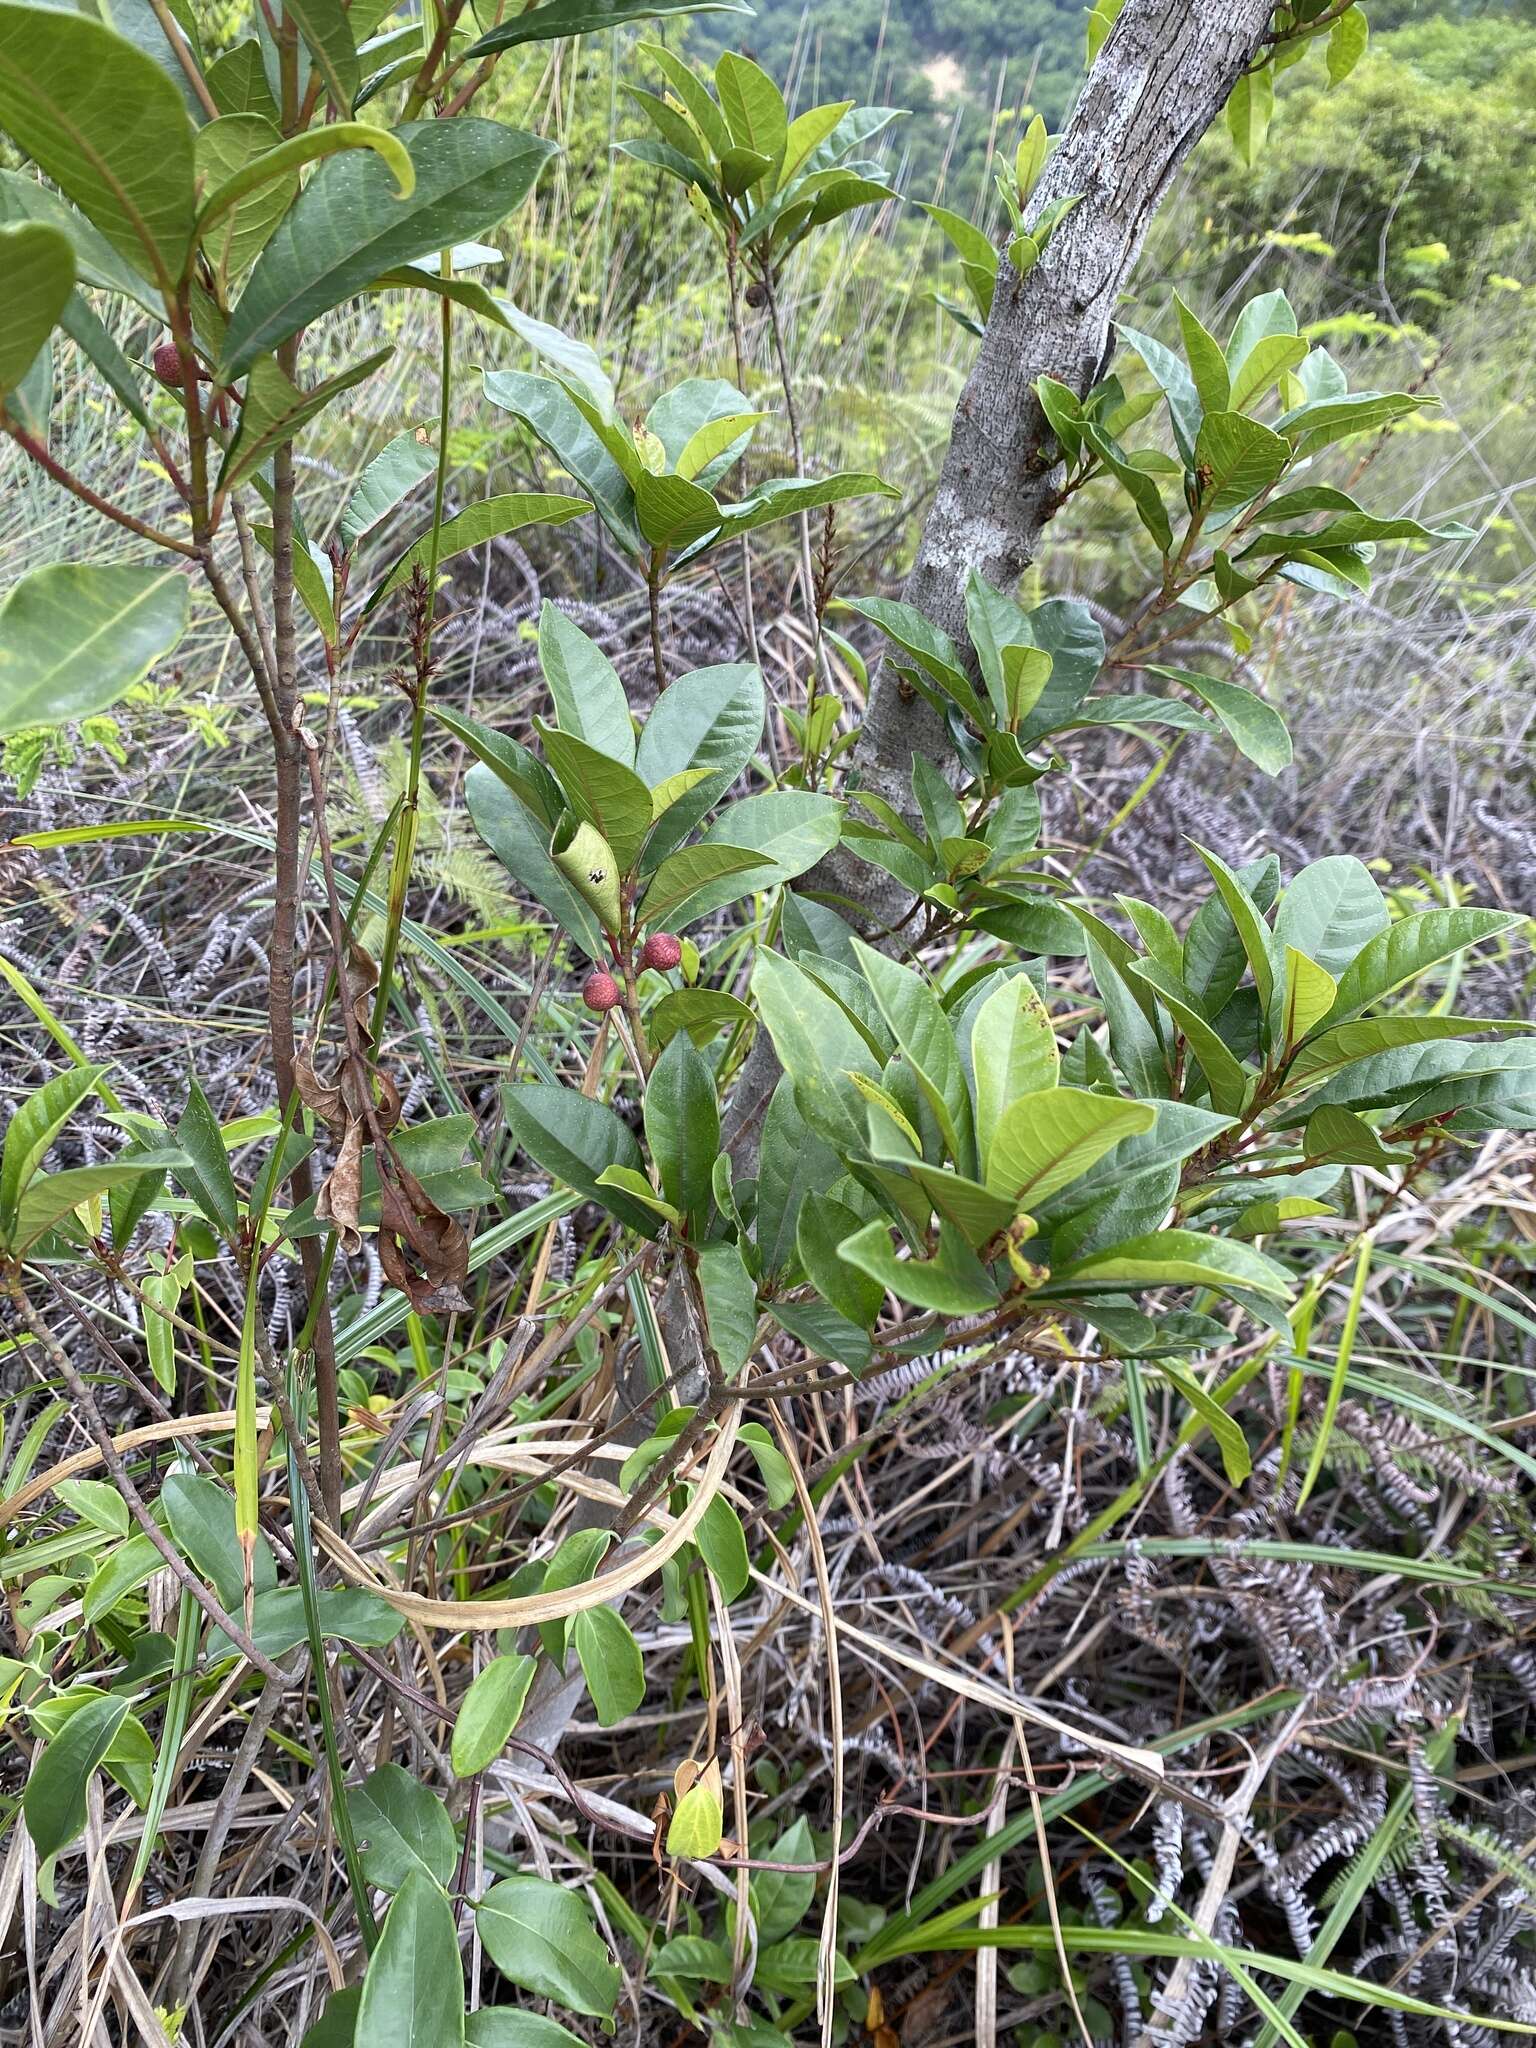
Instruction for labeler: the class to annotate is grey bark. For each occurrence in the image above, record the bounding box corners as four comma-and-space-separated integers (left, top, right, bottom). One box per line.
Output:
835, 0, 1278, 926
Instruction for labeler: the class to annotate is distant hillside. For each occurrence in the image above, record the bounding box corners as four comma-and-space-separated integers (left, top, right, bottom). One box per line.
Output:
690, 0, 1536, 211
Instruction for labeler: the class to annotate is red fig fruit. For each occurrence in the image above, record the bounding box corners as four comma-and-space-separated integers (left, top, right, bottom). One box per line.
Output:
641, 932, 683, 972
582, 969, 622, 1012
151, 339, 185, 385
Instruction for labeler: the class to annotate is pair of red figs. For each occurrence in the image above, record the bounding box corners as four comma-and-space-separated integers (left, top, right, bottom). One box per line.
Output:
583, 933, 682, 1011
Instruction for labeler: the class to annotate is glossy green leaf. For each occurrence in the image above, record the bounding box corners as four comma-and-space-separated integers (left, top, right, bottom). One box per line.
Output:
463, 0, 750, 61
752, 949, 881, 1155
645, 1031, 719, 1216
852, 938, 975, 1174
13, 1154, 185, 1254
365, 494, 584, 612
219, 347, 394, 490
465, 2015, 586, 2048
339, 428, 439, 550
838, 1218, 999, 1315
505, 1085, 660, 1237
1150, 665, 1291, 775
483, 369, 641, 554
0, 222, 73, 397
176, 1077, 239, 1235
282, 0, 358, 113
162, 1471, 276, 1610
358, 1870, 464, 2048
1280, 947, 1337, 1050
23, 1693, 128, 1875
0, 1065, 103, 1238
1327, 6, 1368, 87
1159, 1359, 1251, 1483
464, 767, 604, 959
798, 1193, 884, 1327
538, 602, 635, 766
1226, 62, 1273, 167
1193, 409, 1291, 521
572, 1606, 645, 1726
476, 1874, 621, 2019
0, 4, 196, 290
969, 974, 1058, 1160
985, 1088, 1155, 1205
697, 1240, 758, 1375
696, 1491, 751, 1600
349, 1764, 457, 1893
221, 121, 556, 378
1054, 1228, 1292, 1302
1326, 909, 1522, 1023
0, 563, 188, 739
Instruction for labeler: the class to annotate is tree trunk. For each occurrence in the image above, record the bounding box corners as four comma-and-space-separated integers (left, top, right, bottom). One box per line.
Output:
839, 0, 1277, 924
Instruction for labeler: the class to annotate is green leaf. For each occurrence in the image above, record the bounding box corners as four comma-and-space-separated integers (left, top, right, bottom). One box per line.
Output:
1159, 1360, 1251, 1483
1192, 843, 1278, 1010
985, 1087, 1155, 1205
23, 1693, 128, 1877
0, 222, 73, 398
483, 369, 640, 554
666, 1772, 725, 1859
176, 1077, 239, 1235
1082, 418, 1173, 552
657, 792, 841, 928
0, 1065, 103, 1239
234, 1587, 403, 1660
839, 1218, 999, 1315
1056, 1228, 1292, 1302
82, 1530, 161, 1624
465, 2015, 585, 2048
1226, 62, 1274, 167
463, 0, 750, 61
505, 1085, 660, 1237
751, 949, 881, 1155
0, 563, 188, 740
635, 660, 762, 856
349, 1763, 457, 1893
194, 115, 294, 289
1272, 855, 1388, 979
339, 428, 439, 550
281, 0, 357, 114
539, 723, 653, 872
0, 168, 156, 310
852, 938, 975, 1175
753, 1816, 817, 1943
1150, 665, 1291, 776
1285, 1015, 1526, 1089
1128, 959, 1251, 1115
1304, 1103, 1410, 1167
1280, 947, 1338, 1050
476, 1874, 621, 2019
465, 768, 605, 959
798, 1193, 884, 1328
221, 121, 556, 378
1193, 409, 1291, 521
1326, 909, 1522, 1023
707, 471, 898, 550
697, 1240, 758, 1375
1174, 292, 1229, 416
358, 1871, 464, 2048
0, 4, 196, 291
538, 602, 635, 767
1327, 7, 1368, 87
219, 348, 394, 491
650, 988, 756, 1052
572, 1606, 645, 1726
13, 1154, 184, 1254
630, 469, 718, 551
695, 1491, 751, 1600
366, 495, 584, 613
162, 1471, 276, 1610
1228, 332, 1308, 414
715, 49, 787, 171
646, 1032, 719, 1217
639, 845, 764, 930
968, 977, 1059, 1163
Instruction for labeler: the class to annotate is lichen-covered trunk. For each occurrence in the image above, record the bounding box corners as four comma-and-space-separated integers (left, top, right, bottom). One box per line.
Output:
841, 0, 1278, 922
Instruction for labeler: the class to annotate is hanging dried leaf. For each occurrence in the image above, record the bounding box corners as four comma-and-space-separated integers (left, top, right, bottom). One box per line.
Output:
313, 1115, 365, 1253
376, 1155, 471, 1313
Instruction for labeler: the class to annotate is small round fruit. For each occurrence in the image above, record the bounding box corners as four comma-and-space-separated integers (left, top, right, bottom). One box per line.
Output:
582, 969, 622, 1012
641, 932, 683, 972
152, 339, 185, 385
